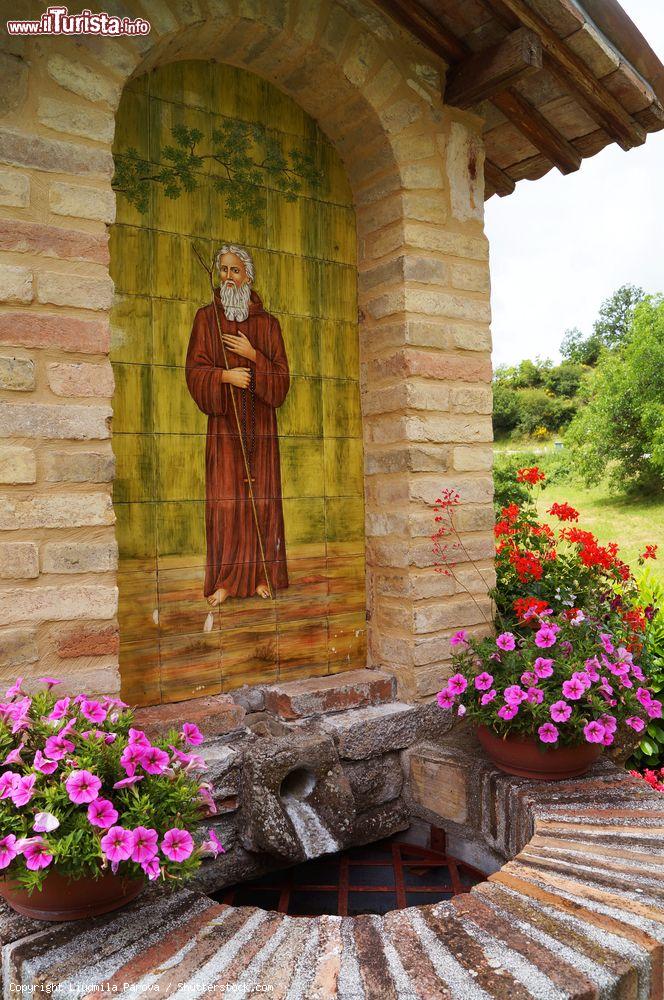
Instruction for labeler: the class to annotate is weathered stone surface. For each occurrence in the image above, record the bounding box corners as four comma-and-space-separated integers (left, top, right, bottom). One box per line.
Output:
134, 694, 246, 741
0, 542, 39, 580
55, 623, 119, 658
47, 361, 114, 397
351, 796, 410, 846
0, 219, 108, 265
38, 96, 115, 144
230, 683, 266, 713
37, 271, 114, 311
453, 445, 493, 471
0, 626, 38, 669
41, 540, 117, 574
0, 446, 36, 484
445, 122, 485, 223
238, 731, 356, 861
49, 181, 116, 223
0, 494, 113, 530
0, 400, 111, 439
0, 355, 34, 391
0, 53, 28, 117
0, 169, 29, 208
43, 449, 114, 483
0, 584, 117, 626
47, 54, 120, 107
0, 264, 32, 304
342, 751, 403, 810
263, 669, 395, 720
0, 127, 114, 177
407, 750, 468, 824
199, 742, 241, 804
321, 702, 422, 759
0, 312, 110, 353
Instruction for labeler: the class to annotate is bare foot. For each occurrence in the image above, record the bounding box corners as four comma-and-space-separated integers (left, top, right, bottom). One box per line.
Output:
255, 583, 271, 599
207, 588, 229, 606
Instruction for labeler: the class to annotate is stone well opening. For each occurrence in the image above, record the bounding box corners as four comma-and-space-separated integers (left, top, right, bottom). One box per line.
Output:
280, 766, 317, 801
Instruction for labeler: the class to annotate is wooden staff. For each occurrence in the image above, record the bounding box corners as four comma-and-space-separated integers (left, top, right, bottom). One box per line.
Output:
191, 242, 274, 601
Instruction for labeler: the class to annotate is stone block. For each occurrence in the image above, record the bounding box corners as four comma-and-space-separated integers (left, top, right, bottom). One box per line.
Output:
453, 446, 493, 471
199, 742, 240, 804
451, 387, 493, 414
0, 494, 113, 530
450, 262, 490, 293
0, 127, 114, 177
49, 182, 116, 224
0, 170, 29, 208
0, 53, 28, 117
351, 796, 410, 846
47, 54, 120, 107
38, 97, 115, 144
406, 749, 469, 824
0, 584, 117, 626
55, 623, 119, 658
0, 446, 36, 484
0, 542, 39, 580
403, 223, 489, 261
0, 627, 38, 669
41, 541, 117, 575
0, 219, 108, 265
0, 265, 32, 304
0, 312, 110, 354
321, 702, 422, 759
342, 751, 403, 810
47, 361, 114, 397
263, 669, 395, 720
413, 597, 491, 635
0, 355, 34, 391
37, 271, 114, 311
134, 694, 246, 741
445, 122, 485, 223
0, 400, 111, 439
43, 450, 114, 483
230, 684, 266, 713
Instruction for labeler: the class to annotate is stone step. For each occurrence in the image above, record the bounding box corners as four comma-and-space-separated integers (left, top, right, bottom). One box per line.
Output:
133, 693, 246, 741
262, 668, 396, 720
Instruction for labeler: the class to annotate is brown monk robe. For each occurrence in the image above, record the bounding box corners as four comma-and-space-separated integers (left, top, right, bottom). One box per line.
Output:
185, 288, 290, 600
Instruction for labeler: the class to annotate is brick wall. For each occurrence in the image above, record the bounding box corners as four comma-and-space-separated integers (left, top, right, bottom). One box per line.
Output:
0, 0, 494, 703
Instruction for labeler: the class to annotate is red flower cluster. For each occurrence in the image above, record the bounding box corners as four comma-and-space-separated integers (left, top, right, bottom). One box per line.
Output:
516, 466, 545, 485
630, 768, 664, 792
642, 545, 658, 560
547, 502, 579, 522
513, 597, 550, 620
509, 549, 543, 582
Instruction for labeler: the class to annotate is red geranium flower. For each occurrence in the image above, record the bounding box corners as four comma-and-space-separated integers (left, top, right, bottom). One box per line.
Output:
547, 502, 579, 522
516, 466, 545, 485
641, 544, 658, 560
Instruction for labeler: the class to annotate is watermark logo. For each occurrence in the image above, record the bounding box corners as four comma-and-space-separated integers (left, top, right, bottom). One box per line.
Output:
6, 5, 151, 35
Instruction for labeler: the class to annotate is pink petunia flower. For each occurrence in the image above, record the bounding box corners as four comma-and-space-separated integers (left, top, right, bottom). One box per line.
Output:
80, 699, 107, 724
131, 826, 159, 865
5, 678, 24, 699
200, 829, 225, 857
520, 671, 537, 687
626, 716, 645, 732
33, 749, 58, 775
2, 741, 26, 767
9, 697, 31, 733
22, 838, 53, 870
600, 715, 617, 735
534, 658, 554, 679
647, 700, 662, 720
449, 630, 468, 648
562, 678, 585, 701
526, 687, 544, 705
447, 674, 468, 696
198, 784, 217, 815
141, 746, 170, 775
496, 632, 516, 652
161, 828, 194, 863
65, 769, 101, 805
538, 723, 559, 744
600, 633, 615, 655
571, 671, 592, 691
535, 626, 557, 649
181, 723, 204, 746
437, 688, 455, 709
100, 826, 134, 863
46, 697, 71, 721
583, 720, 606, 743
120, 743, 146, 777
87, 798, 118, 829
44, 734, 75, 760
497, 705, 518, 720
127, 728, 151, 748
636, 687, 652, 707
141, 856, 161, 880
480, 689, 497, 705
38, 677, 62, 690
504, 685, 526, 706
33, 812, 60, 833
113, 774, 144, 789
550, 700, 572, 723
11, 774, 36, 807
474, 672, 494, 691
0, 772, 19, 800
0, 834, 18, 869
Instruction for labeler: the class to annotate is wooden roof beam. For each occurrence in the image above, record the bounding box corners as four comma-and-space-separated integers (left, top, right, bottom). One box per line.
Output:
446, 28, 542, 109
373, 0, 466, 63
485, 159, 516, 197
483, 0, 647, 149
492, 87, 582, 174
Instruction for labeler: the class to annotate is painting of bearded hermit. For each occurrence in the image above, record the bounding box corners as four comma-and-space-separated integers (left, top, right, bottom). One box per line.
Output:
185, 244, 290, 606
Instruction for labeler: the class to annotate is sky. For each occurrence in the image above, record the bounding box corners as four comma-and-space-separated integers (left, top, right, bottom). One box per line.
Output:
485, 0, 664, 367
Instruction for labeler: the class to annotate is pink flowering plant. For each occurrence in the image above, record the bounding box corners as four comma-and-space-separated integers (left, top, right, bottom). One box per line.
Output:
438, 609, 661, 750
0, 677, 224, 895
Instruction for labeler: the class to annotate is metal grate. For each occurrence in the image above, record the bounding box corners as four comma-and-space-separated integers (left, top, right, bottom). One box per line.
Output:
213, 829, 485, 917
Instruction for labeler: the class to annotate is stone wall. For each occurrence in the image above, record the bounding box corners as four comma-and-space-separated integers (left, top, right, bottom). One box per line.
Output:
0, 0, 494, 704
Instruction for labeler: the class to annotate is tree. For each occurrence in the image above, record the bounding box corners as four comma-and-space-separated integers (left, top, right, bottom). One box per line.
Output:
565, 296, 664, 495
560, 284, 645, 365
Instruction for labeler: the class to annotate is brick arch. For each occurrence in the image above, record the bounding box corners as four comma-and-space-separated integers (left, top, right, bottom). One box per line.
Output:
0, 0, 493, 704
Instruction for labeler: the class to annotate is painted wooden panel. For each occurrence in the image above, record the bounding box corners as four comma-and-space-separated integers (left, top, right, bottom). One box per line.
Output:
111, 60, 365, 705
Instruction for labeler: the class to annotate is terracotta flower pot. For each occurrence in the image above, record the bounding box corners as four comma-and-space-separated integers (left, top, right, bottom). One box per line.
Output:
0, 868, 144, 921
476, 725, 603, 780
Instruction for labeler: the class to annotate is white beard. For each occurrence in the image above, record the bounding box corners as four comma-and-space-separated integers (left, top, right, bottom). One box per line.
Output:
219, 280, 251, 323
